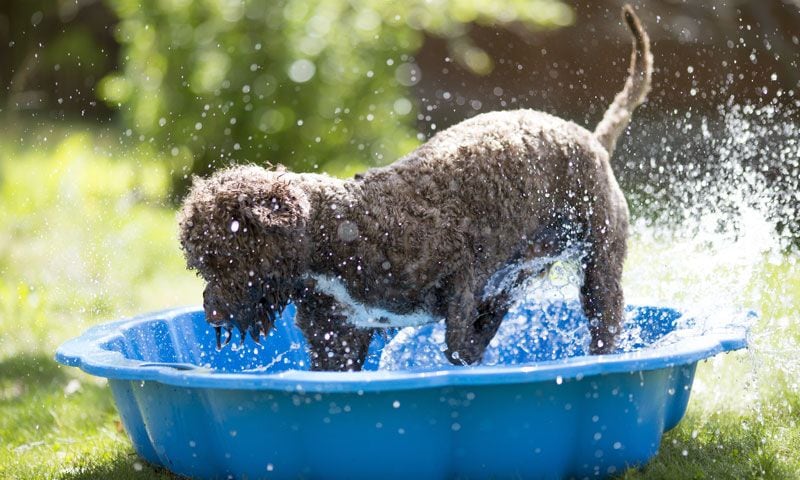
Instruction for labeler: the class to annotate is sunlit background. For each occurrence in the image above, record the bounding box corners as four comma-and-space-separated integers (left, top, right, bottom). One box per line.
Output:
0, 0, 798, 477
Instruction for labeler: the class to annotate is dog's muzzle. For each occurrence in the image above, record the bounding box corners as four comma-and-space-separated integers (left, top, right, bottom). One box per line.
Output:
203, 280, 289, 350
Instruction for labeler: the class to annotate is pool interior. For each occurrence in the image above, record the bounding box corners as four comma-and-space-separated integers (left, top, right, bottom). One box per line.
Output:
99, 302, 685, 374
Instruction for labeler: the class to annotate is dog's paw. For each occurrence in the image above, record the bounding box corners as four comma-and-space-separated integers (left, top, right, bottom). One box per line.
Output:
444, 344, 483, 366
589, 335, 616, 355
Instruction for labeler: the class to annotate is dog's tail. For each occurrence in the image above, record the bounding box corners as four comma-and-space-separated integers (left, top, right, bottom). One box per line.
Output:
593, 5, 652, 157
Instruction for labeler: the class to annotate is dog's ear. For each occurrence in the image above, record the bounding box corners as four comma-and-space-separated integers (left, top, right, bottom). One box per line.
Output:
243, 182, 310, 231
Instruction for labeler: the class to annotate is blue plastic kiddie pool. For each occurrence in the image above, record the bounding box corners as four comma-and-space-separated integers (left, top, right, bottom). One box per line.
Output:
55, 301, 749, 479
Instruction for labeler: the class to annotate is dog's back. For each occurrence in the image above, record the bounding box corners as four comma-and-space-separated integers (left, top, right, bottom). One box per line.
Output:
355, 110, 605, 283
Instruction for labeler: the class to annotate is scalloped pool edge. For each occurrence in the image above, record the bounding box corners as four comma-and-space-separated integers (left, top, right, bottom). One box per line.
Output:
55, 306, 750, 393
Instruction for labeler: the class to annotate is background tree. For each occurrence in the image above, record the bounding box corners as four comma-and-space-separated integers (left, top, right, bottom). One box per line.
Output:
99, 0, 573, 193
0, 0, 118, 119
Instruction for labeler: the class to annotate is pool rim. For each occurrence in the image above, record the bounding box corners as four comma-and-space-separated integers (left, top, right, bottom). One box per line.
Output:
54, 305, 750, 393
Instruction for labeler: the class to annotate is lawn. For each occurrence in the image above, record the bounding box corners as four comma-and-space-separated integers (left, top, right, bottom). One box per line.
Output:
0, 126, 798, 479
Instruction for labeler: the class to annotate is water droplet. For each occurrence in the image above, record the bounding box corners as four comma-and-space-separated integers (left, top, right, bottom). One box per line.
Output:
395, 63, 421, 86
337, 221, 359, 242
288, 59, 316, 83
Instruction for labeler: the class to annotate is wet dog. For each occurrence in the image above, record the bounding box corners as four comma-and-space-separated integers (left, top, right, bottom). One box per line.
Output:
178, 6, 652, 371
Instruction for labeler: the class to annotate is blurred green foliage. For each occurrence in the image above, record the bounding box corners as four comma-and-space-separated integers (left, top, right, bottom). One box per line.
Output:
99, 0, 572, 188
0, 0, 118, 117
0, 125, 203, 359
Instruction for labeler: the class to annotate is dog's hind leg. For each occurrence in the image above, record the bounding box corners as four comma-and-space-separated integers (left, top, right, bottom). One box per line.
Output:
294, 289, 374, 371
579, 213, 627, 354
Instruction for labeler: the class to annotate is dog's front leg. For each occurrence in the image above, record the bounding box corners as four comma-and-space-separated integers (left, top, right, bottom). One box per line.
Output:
472, 291, 512, 351
294, 289, 374, 372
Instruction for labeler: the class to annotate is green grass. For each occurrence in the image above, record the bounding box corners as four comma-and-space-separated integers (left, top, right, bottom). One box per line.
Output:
0, 124, 798, 479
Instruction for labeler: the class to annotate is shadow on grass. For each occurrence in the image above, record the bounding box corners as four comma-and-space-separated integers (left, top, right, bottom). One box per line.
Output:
0, 353, 181, 479
0, 352, 69, 385
58, 454, 182, 480
0, 353, 76, 437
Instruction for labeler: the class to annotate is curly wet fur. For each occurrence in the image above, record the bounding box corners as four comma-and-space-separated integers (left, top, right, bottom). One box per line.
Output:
178, 6, 652, 371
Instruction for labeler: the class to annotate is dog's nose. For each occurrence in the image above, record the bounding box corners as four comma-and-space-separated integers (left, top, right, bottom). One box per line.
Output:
206, 308, 225, 323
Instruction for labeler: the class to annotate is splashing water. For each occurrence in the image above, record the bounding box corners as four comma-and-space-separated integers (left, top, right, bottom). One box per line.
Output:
380, 103, 799, 378
621, 102, 800, 409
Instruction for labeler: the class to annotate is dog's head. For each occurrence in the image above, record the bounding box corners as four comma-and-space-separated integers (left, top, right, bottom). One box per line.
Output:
178, 165, 311, 344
